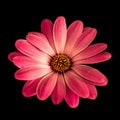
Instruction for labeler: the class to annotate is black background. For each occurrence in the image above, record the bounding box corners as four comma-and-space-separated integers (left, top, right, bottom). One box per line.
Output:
1, 1, 114, 117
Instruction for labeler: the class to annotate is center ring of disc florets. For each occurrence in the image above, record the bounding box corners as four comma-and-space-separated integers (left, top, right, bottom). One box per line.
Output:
50, 54, 72, 73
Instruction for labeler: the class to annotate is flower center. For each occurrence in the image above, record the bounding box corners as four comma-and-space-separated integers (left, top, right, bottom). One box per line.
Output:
50, 54, 72, 73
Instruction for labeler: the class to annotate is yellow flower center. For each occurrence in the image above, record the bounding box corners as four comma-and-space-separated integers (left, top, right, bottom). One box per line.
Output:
50, 54, 72, 73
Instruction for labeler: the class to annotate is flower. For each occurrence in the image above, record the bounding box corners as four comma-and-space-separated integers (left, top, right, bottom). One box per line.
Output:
8, 16, 112, 108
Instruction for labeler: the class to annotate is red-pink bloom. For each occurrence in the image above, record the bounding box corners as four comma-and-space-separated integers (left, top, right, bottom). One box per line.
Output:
8, 16, 112, 108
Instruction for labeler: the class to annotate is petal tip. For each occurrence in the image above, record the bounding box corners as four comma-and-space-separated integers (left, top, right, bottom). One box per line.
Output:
54, 16, 66, 24
14, 70, 21, 80
8, 53, 13, 61
89, 95, 98, 100
104, 52, 112, 61
57, 16, 65, 19
41, 19, 53, 28
108, 53, 112, 59
103, 78, 108, 86
92, 28, 97, 35
15, 39, 24, 48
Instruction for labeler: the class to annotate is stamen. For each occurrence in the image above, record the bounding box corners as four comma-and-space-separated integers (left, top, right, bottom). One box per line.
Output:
50, 54, 72, 73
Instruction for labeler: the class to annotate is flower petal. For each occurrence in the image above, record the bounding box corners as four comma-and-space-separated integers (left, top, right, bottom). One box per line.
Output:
64, 71, 89, 98
26, 32, 41, 36
22, 78, 40, 97
74, 52, 112, 64
15, 40, 50, 62
26, 32, 55, 56
70, 27, 97, 57
41, 19, 56, 51
84, 80, 107, 86
73, 43, 107, 61
72, 65, 108, 86
86, 84, 98, 100
65, 87, 79, 108
37, 72, 58, 100
64, 20, 83, 55
8, 52, 23, 62
53, 16, 67, 54
51, 74, 66, 105
13, 56, 47, 68
14, 65, 51, 80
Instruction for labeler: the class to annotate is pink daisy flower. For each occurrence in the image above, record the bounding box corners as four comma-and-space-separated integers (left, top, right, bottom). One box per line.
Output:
8, 16, 112, 108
